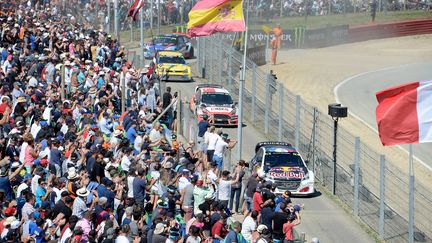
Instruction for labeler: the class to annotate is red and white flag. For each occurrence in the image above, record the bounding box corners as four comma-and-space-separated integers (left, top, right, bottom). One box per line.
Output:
128, 0, 145, 21
376, 80, 432, 146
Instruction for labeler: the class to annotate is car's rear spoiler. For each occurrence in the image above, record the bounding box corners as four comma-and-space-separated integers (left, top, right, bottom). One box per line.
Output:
255, 141, 293, 153
195, 84, 224, 92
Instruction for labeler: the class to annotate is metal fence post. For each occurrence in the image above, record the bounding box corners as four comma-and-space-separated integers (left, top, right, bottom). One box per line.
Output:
114, 0, 119, 41
227, 49, 233, 93
177, 91, 182, 138
107, 0, 110, 33
295, 95, 301, 149
353, 137, 360, 216
251, 63, 257, 122
201, 38, 206, 78
312, 107, 317, 174
183, 99, 189, 141
408, 144, 414, 243
218, 39, 222, 84
278, 85, 284, 141
379, 155, 385, 239
265, 74, 270, 134
130, 0, 134, 42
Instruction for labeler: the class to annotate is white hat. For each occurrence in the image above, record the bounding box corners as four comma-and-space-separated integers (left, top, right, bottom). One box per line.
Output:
163, 162, 173, 169
76, 187, 90, 197
257, 224, 268, 234
10, 220, 20, 230
98, 71, 105, 75
3, 216, 16, 226
11, 162, 21, 169
39, 151, 48, 158
128, 68, 135, 73
154, 223, 166, 235
64, 60, 71, 66
67, 169, 79, 180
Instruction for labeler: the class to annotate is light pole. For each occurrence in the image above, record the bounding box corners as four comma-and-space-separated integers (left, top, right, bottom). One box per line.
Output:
328, 103, 348, 195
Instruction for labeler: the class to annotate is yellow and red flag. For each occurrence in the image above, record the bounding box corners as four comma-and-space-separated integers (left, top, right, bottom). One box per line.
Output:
187, 0, 245, 37
128, 0, 145, 21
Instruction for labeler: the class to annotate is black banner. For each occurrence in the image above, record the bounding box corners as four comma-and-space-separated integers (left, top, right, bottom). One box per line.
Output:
246, 45, 266, 66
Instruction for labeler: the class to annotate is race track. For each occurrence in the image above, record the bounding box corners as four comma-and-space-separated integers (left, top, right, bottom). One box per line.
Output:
167, 68, 374, 242
335, 62, 432, 170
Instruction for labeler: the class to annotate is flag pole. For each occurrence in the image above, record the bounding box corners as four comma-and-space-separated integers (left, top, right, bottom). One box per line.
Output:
237, 0, 250, 161
408, 144, 414, 243
140, 2, 144, 65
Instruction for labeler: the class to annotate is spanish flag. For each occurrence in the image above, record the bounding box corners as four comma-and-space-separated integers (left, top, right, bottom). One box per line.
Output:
187, 0, 245, 37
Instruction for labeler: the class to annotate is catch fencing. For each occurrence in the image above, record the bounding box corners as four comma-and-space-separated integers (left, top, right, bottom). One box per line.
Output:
192, 34, 432, 243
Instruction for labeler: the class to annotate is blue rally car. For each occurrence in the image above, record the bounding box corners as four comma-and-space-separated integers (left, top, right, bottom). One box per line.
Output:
143, 34, 194, 60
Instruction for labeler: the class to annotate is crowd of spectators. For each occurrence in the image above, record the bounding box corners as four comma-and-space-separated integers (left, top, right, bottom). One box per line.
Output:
0, 0, 308, 242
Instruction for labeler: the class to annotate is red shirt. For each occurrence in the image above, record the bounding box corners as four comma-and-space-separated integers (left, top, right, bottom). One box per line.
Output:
283, 222, 295, 240
253, 191, 263, 212
211, 221, 227, 238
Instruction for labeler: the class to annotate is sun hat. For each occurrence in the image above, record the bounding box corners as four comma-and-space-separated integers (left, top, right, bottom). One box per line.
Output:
88, 87, 97, 95
163, 162, 173, 169
257, 224, 268, 234
3, 216, 16, 226
17, 96, 26, 103
76, 187, 90, 197
154, 223, 166, 235
67, 169, 79, 180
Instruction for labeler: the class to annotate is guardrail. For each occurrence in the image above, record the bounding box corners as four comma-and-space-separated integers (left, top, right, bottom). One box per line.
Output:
193, 34, 432, 243
348, 19, 432, 43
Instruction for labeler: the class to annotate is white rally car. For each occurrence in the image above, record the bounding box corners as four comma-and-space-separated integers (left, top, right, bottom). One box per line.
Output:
189, 84, 238, 126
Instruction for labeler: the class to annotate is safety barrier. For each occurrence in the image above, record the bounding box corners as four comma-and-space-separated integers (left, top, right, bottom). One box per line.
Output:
348, 19, 432, 43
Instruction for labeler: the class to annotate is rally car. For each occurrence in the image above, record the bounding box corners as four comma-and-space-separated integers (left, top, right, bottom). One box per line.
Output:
155, 51, 192, 81
189, 84, 238, 126
251, 142, 315, 195
143, 34, 194, 59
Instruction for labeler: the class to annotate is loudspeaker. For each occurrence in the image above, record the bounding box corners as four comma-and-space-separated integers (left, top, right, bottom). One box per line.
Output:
328, 104, 348, 118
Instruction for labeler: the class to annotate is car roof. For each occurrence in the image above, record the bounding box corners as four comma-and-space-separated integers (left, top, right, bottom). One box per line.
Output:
201, 87, 229, 93
158, 51, 184, 57
255, 141, 294, 153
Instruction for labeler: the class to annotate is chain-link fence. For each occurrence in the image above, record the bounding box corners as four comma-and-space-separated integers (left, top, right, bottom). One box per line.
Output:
192, 34, 432, 243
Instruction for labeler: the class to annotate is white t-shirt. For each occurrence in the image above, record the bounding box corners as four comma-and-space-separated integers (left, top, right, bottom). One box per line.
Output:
149, 129, 161, 143
121, 155, 131, 172
127, 176, 135, 198
178, 177, 190, 191
241, 215, 257, 242
207, 133, 220, 150
218, 179, 231, 201
214, 139, 228, 157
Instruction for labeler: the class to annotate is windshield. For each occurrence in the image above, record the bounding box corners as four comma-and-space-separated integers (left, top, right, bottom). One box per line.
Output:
159, 56, 186, 64
201, 93, 233, 105
153, 37, 177, 46
263, 152, 304, 170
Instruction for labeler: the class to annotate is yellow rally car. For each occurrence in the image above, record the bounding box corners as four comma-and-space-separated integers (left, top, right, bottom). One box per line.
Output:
155, 51, 192, 81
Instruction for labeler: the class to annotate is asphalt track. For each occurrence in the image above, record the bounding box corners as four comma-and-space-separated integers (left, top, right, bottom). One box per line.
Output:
168, 70, 374, 242
335, 62, 432, 170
